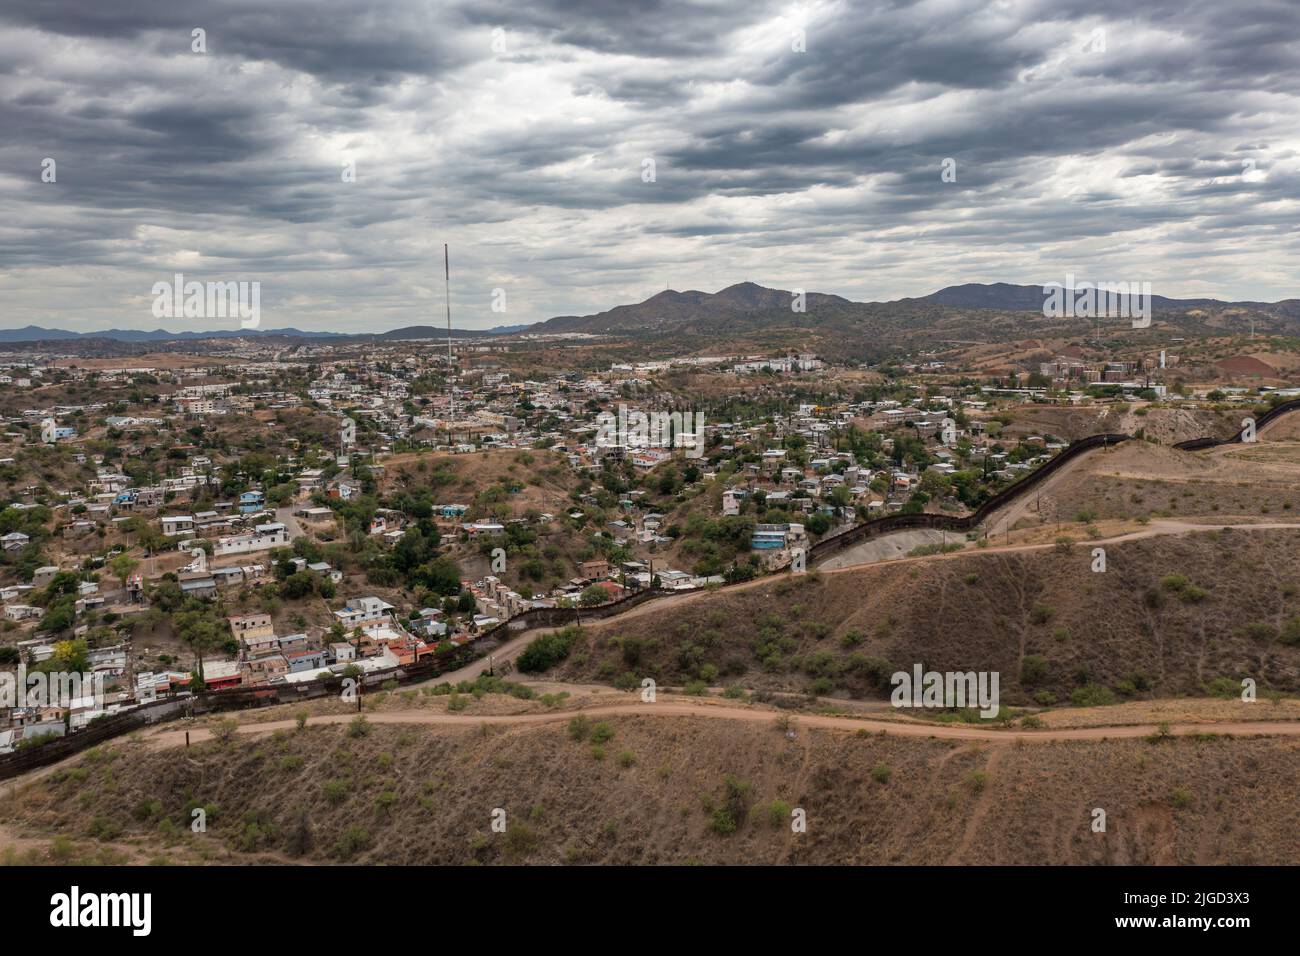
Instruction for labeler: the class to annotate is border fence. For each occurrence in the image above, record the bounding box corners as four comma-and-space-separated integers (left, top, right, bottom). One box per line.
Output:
0, 585, 665, 781
5, 403, 1297, 782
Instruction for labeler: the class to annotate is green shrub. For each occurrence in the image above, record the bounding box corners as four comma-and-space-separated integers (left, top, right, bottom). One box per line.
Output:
1070, 683, 1116, 707
766, 799, 792, 827
332, 826, 370, 861
322, 778, 350, 805
503, 821, 539, 858
707, 775, 752, 836
517, 626, 580, 673
1019, 654, 1049, 686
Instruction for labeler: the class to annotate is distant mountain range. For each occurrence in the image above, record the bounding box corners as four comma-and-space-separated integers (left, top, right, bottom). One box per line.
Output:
522, 281, 1300, 337
898, 282, 1299, 314
3, 282, 1296, 345
0, 324, 517, 345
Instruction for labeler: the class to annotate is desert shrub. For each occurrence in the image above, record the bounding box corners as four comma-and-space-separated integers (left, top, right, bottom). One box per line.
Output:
1240, 622, 1277, 642
132, 799, 163, 822
766, 799, 792, 827
1280, 617, 1300, 646
1204, 676, 1240, 699
322, 778, 350, 805
517, 626, 579, 673
568, 715, 590, 741
619, 635, 646, 667
707, 775, 753, 836
285, 810, 313, 857
332, 826, 370, 860
1070, 683, 1116, 707
1019, 654, 1049, 686
504, 821, 539, 858
210, 719, 239, 745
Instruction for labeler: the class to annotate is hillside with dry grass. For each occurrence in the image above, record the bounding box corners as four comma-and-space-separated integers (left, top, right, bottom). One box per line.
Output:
555, 529, 1300, 705
1025, 439, 1300, 525
996, 404, 1239, 446
3, 710, 1295, 865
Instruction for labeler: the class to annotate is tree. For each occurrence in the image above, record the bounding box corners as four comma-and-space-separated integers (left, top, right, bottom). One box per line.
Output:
108, 553, 138, 590
579, 585, 607, 607
280, 571, 315, 600
32, 638, 90, 674
39, 597, 78, 636
175, 608, 226, 683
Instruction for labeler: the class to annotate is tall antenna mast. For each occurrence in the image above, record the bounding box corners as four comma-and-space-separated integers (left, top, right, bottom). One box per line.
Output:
444, 243, 454, 425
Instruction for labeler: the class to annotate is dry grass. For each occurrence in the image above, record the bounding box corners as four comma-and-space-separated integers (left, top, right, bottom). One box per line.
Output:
558, 529, 1300, 705
3, 715, 1295, 865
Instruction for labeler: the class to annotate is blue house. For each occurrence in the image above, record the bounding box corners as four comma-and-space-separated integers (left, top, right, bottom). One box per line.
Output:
751, 523, 790, 550
238, 491, 266, 514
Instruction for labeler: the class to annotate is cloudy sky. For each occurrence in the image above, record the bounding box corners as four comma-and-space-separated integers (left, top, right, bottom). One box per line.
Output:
1, 0, 1297, 333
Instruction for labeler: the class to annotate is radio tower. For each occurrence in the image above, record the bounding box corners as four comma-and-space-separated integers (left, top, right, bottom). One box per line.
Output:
444, 243, 455, 432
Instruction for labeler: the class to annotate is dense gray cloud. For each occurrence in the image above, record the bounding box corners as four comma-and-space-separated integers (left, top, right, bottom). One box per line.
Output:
0, 0, 1297, 332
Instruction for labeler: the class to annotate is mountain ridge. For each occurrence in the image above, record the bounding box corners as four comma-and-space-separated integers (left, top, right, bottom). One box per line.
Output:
3, 281, 1297, 345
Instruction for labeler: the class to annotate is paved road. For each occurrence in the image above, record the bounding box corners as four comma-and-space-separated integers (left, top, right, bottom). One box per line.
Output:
275, 505, 305, 540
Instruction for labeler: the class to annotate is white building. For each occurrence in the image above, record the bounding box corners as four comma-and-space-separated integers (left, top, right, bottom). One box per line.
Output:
213, 522, 288, 557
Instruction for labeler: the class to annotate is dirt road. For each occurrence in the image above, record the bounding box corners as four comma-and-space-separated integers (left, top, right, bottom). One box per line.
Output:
142, 699, 1300, 750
